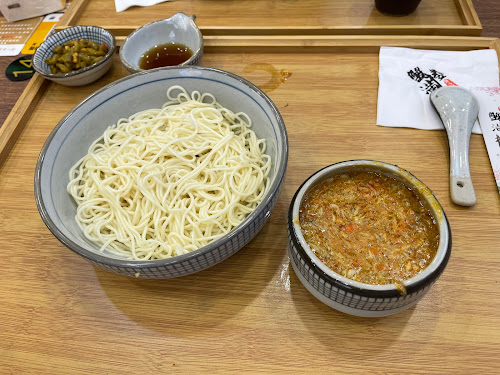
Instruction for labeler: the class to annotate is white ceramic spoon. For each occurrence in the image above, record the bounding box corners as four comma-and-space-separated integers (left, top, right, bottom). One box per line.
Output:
430, 86, 479, 207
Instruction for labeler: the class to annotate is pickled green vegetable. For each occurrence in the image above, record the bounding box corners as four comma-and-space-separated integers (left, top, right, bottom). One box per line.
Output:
44, 38, 109, 74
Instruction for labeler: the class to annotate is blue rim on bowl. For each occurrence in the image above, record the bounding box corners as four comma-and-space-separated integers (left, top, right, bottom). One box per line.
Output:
34, 66, 288, 278
33, 25, 116, 80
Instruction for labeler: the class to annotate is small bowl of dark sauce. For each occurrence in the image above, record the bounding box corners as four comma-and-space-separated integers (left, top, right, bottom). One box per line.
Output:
120, 13, 203, 74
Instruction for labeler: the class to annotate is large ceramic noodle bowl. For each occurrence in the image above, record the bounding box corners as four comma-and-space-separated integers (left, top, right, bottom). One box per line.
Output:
35, 67, 288, 278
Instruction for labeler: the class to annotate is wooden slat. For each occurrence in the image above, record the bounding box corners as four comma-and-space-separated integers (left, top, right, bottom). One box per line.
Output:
455, 0, 482, 28
58, 0, 91, 27
201, 25, 483, 36
109, 34, 494, 51
0, 75, 48, 167
65, 24, 483, 37
489, 38, 500, 51
200, 35, 495, 50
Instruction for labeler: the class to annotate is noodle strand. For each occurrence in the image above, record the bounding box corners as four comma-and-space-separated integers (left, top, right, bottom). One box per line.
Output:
67, 86, 271, 260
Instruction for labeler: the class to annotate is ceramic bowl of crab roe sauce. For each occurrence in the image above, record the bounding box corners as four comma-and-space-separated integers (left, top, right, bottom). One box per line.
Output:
287, 160, 451, 317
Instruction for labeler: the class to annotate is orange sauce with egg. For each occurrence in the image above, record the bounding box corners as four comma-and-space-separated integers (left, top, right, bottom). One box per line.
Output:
299, 171, 439, 295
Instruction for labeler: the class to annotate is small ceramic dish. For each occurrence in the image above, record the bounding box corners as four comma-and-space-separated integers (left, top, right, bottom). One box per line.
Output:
33, 25, 116, 86
119, 13, 203, 74
287, 160, 451, 317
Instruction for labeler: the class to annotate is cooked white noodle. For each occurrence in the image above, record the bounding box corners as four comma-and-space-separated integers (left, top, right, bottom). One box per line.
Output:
67, 85, 271, 260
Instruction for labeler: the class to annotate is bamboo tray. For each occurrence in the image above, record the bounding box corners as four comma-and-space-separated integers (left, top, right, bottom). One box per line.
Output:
1, 36, 499, 373
66, 0, 482, 36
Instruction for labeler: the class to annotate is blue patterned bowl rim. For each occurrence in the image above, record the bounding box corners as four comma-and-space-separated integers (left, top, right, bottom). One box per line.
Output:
34, 66, 288, 269
33, 25, 116, 79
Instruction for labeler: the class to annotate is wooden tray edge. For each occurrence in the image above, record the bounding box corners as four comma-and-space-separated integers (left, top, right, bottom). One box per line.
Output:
58, 0, 91, 27
455, 0, 482, 29
58, 0, 482, 37
57, 25, 482, 37
0, 75, 49, 168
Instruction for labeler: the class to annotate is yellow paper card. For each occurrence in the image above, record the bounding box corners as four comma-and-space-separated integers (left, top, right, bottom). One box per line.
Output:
21, 13, 63, 55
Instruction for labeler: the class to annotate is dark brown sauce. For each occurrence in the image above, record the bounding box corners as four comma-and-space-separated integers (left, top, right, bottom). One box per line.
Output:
374, 0, 421, 15
139, 43, 193, 69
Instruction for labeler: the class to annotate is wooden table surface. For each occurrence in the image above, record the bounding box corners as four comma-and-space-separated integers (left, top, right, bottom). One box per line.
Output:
1, 1, 500, 374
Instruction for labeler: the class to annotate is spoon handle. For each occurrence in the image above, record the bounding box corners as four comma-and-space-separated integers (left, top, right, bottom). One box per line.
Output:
430, 87, 478, 207
448, 142, 476, 207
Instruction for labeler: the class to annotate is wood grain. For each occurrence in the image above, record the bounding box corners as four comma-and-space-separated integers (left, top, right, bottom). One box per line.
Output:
76, 0, 481, 36
57, 0, 91, 27
1, 36, 499, 374
0, 75, 48, 167
455, 0, 481, 26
